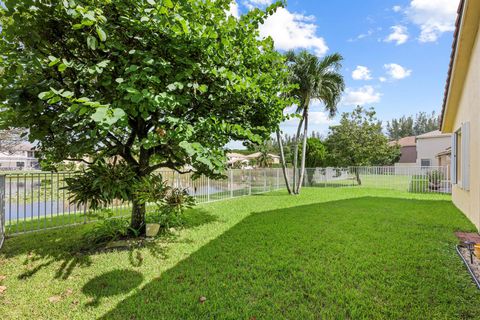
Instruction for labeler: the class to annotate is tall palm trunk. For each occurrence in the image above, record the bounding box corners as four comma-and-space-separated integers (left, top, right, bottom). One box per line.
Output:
296, 109, 308, 193
292, 116, 304, 194
276, 130, 293, 194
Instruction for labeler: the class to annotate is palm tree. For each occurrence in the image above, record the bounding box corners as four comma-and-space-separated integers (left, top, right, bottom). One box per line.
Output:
257, 149, 274, 168
286, 50, 345, 194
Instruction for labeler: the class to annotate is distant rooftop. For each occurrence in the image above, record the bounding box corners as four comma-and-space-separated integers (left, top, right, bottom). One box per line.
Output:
388, 136, 416, 147
416, 130, 451, 139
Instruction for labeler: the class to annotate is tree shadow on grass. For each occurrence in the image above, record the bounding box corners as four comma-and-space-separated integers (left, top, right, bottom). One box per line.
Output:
82, 269, 143, 307
99, 197, 480, 320
2, 208, 217, 280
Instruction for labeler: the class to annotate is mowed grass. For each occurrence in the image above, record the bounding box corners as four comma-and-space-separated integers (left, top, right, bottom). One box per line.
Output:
1, 188, 479, 319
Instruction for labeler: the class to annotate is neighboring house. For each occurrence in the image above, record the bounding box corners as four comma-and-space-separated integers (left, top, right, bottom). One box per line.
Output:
440, 0, 479, 229
388, 136, 416, 165
0, 142, 39, 170
436, 148, 451, 168
243, 152, 280, 165
226, 152, 280, 168
415, 130, 451, 167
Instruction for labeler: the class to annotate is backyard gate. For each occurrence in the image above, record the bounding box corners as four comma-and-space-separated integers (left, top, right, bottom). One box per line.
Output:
0, 175, 5, 250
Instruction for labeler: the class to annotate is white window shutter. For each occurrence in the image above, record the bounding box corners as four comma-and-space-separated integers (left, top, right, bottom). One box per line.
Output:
451, 133, 457, 185
462, 122, 470, 190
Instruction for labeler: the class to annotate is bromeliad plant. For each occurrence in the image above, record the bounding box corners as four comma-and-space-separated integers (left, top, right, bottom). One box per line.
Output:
134, 174, 196, 229
0, 0, 293, 234
65, 164, 196, 233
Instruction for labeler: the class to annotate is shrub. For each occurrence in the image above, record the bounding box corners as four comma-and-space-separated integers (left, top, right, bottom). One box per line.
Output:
135, 174, 196, 229
82, 215, 141, 246
64, 160, 136, 210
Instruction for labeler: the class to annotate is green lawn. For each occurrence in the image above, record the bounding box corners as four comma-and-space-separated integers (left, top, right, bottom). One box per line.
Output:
1, 188, 479, 319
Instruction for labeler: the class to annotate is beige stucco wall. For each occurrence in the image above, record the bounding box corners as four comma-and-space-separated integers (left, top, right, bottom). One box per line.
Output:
450, 23, 480, 230
415, 136, 451, 167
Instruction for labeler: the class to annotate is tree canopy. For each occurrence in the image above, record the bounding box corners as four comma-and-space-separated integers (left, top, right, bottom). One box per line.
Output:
0, 0, 291, 230
325, 107, 400, 167
386, 111, 440, 140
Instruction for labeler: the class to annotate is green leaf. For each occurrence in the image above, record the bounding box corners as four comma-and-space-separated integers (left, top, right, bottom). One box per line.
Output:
61, 91, 74, 98
96, 26, 107, 42
58, 63, 67, 72
72, 23, 83, 30
91, 107, 108, 123
97, 60, 110, 68
147, 0, 155, 5
115, 78, 124, 83
87, 35, 97, 50
38, 91, 54, 100
163, 0, 173, 9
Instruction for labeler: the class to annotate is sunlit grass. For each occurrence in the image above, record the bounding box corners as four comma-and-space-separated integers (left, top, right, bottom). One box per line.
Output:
0, 188, 478, 319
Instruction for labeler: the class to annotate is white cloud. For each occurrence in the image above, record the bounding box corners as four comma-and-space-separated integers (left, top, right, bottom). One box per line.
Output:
384, 63, 412, 79
259, 7, 328, 56
384, 25, 409, 45
379, 77, 387, 82
393, 5, 402, 12
406, 0, 459, 42
342, 86, 381, 106
226, 1, 239, 18
352, 66, 372, 80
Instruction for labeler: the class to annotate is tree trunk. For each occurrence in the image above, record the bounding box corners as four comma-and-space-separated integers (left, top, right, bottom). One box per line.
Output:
276, 130, 293, 194
296, 110, 308, 193
292, 116, 304, 194
354, 168, 362, 185
130, 197, 146, 235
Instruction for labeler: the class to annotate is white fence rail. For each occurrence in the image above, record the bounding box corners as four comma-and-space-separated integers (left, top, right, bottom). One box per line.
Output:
0, 168, 290, 236
303, 166, 451, 194
0, 166, 450, 238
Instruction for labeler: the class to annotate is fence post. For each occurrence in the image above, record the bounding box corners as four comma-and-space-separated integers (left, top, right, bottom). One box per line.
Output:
264, 169, 267, 192
207, 177, 210, 202
230, 170, 233, 198
249, 170, 252, 195
276, 168, 280, 190
0, 175, 5, 250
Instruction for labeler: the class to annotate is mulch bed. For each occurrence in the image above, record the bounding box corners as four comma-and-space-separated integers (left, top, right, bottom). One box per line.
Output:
455, 232, 480, 289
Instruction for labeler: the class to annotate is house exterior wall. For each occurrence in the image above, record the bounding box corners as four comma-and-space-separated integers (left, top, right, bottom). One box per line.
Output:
397, 146, 416, 163
416, 136, 451, 167
0, 150, 39, 170
449, 22, 480, 230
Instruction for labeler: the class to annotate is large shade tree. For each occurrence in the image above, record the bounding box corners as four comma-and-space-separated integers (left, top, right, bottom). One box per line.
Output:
325, 107, 401, 185
281, 50, 345, 194
0, 0, 291, 232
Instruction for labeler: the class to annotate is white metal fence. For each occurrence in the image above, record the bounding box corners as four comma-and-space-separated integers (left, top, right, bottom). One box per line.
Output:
0, 168, 291, 236
0, 166, 450, 239
303, 166, 451, 194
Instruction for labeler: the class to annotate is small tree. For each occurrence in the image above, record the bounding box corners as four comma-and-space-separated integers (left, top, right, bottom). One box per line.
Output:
325, 107, 400, 185
305, 137, 326, 185
0, 0, 291, 233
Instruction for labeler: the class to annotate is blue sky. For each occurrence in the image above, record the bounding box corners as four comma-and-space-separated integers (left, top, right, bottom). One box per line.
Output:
228, 0, 459, 146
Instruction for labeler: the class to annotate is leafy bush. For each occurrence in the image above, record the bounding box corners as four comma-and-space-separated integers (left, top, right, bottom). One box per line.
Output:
64, 160, 136, 210
82, 216, 141, 246
427, 170, 444, 190
135, 174, 195, 229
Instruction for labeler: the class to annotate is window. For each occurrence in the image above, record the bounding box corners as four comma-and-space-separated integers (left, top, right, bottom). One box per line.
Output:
16, 162, 25, 168
27, 151, 34, 158
452, 122, 470, 190
421, 159, 431, 167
